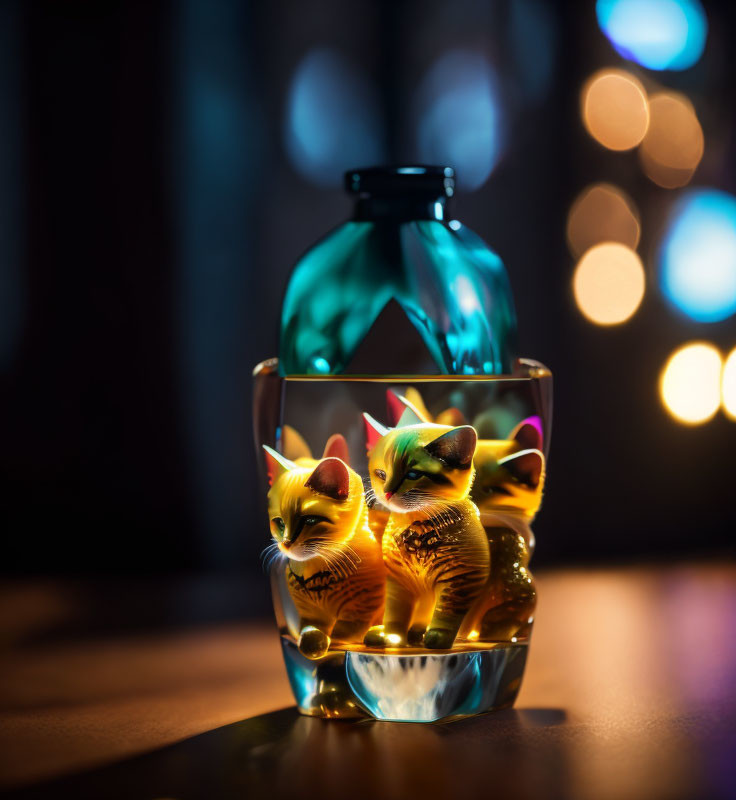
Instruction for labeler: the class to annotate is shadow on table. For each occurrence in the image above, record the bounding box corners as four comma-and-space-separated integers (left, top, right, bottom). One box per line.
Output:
3, 705, 569, 800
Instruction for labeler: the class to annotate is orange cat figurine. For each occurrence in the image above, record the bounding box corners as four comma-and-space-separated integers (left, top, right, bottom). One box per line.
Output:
264, 443, 384, 659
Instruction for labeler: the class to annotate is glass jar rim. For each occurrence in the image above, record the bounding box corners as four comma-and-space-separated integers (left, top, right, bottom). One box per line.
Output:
252, 357, 550, 383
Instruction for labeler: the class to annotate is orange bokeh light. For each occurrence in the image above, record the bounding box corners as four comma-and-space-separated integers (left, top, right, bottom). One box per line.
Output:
581, 69, 649, 151
567, 183, 640, 258
660, 342, 722, 425
722, 347, 736, 421
573, 243, 646, 325
638, 92, 704, 189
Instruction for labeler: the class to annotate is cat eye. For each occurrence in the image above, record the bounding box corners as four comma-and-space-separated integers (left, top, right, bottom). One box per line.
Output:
485, 486, 512, 496
405, 469, 422, 480
303, 515, 329, 526
374, 469, 386, 480
271, 517, 285, 532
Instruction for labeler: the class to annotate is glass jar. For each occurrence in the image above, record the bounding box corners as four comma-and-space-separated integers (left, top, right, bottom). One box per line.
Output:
253, 358, 551, 722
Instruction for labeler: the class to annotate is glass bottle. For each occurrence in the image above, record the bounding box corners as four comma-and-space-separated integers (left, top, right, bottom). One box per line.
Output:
255, 165, 552, 722
279, 166, 518, 376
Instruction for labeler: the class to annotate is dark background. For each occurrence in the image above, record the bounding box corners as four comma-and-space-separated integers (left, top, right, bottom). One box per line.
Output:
2, 0, 735, 581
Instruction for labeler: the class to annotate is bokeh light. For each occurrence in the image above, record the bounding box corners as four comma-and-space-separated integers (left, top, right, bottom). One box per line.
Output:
659, 189, 736, 322
596, 0, 707, 71
581, 69, 649, 151
415, 50, 501, 191
660, 342, 722, 425
573, 243, 646, 325
285, 48, 384, 187
639, 93, 704, 188
722, 348, 736, 421
567, 183, 640, 257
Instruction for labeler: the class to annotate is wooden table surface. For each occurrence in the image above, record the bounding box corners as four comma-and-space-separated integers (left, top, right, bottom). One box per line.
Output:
1, 564, 735, 800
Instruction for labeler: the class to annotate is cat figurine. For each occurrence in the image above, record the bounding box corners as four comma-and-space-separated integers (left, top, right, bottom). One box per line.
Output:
362, 409, 489, 650
263, 443, 385, 659
280, 426, 351, 467
386, 386, 466, 428
386, 391, 545, 643
461, 419, 545, 642
280, 426, 389, 542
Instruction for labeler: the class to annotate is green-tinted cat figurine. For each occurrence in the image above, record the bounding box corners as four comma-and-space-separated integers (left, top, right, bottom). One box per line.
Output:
362, 408, 489, 650
386, 391, 545, 643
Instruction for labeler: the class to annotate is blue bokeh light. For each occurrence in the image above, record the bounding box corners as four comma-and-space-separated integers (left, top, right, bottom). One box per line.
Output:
659, 189, 736, 322
596, 0, 707, 71
415, 50, 501, 192
285, 49, 384, 187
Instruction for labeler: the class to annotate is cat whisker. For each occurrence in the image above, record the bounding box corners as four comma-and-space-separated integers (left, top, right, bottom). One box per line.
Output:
260, 541, 280, 565
261, 542, 286, 574
321, 549, 347, 579
320, 543, 360, 579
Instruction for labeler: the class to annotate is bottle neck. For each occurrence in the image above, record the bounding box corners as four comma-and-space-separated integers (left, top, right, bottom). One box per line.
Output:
353, 195, 447, 222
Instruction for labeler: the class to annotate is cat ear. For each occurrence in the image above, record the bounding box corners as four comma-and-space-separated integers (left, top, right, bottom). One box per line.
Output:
322, 433, 350, 464
509, 416, 543, 451
435, 407, 466, 426
386, 390, 406, 426
425, 425, 477, 469
363, 413, 389, 453
396, 400, 426, 428
263, 445, 297, 486
499, 448, 544, 488
281, 425, 313, 461
305, 457, 350, 501
386, 390, 428, 427
403, 387, 431, 420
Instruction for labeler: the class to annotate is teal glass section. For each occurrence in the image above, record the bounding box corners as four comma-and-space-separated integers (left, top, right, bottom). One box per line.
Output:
279, 216, 517, 376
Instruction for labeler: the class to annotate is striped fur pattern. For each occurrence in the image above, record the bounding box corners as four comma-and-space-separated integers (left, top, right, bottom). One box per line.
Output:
264, 446, 385, 659
363, 420, 490, 650
385, 391, 546, 645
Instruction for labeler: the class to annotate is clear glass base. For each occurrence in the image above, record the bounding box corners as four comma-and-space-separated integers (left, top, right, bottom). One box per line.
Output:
281, 636, 528, 723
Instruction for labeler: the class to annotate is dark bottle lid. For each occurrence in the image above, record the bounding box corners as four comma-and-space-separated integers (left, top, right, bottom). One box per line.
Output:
345, 166, 455, 221
345, 165, 455, 196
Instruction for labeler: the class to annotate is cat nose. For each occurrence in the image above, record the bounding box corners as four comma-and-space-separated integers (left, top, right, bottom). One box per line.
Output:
281, 539, 291, 549
385, 491, 393, 500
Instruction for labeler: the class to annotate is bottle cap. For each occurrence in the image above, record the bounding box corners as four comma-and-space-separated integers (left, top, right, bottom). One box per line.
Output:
345, 166, 455, 198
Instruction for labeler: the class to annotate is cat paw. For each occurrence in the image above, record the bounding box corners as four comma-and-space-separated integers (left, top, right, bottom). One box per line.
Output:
407, 624, 426, 646
363, 625, 386, 647
423, 628, 457, 649
363, 625, 406, 647
299, 626, 330, 659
